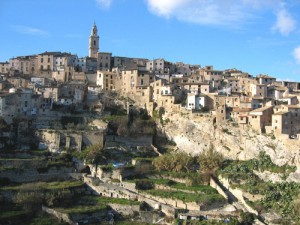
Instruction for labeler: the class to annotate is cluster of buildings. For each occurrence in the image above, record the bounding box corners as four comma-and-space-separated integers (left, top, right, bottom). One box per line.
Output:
1, 23, 300, 141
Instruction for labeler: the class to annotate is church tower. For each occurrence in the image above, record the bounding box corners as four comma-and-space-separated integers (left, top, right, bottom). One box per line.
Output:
89, 23, 99, 58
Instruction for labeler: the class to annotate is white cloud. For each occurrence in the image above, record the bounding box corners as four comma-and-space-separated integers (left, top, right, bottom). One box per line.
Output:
12, 25, 49, 36
96, 0, 112, 9
146, 0, 190, 17
293, 46, 300, 64
145, 0, 295, 29
272, 7, 297, 35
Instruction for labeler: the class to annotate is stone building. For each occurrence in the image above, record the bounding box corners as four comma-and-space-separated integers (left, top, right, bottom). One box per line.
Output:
97, 52, 112, 71
96, 71, 118, 91
0, 62, 10, 74
89, 23, 99, 58
249, 105, 273, 133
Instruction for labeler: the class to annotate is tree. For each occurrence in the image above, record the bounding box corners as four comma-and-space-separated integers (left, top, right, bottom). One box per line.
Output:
153, 152, 195, 173
197, 144, 224, 175
240, 212, 256, 225
79, 143, 104, 164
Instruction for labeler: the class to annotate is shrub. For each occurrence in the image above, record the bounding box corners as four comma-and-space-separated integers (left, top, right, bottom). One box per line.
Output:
135, 180, 154, 190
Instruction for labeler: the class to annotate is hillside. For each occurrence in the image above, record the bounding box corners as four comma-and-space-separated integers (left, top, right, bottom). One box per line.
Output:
159, 113, 300, 182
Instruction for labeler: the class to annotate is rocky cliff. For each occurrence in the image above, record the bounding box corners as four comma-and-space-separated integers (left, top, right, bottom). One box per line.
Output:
159, 113, 300, 181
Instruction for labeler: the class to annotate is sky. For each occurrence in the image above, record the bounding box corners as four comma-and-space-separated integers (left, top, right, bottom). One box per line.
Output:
1, 0, 300, 81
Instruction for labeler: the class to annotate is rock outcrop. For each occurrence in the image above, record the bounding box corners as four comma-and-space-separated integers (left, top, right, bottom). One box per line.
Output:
159, 114, 300, 174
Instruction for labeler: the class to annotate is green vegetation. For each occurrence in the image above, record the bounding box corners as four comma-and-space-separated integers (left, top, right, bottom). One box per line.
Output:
27, 213, 69, 225
144, 189, 224, 204
175, 219, 239, 225
219, 151, 300, 222
153, 152, 195, 173
57, 196, 139, 215
197, 145, 224, 175
0, 210, 26, 220
74, 143, 104, 164
220, 151, 296, 178
133, 178, 218, 194
1, 180, 84, 191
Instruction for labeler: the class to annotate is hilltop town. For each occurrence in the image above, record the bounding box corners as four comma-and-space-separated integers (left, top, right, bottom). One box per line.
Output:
1, 23, 300, 224
1, 23, 300, 144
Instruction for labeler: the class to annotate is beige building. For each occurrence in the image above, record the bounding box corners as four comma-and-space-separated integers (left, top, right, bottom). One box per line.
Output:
230, 108, 251, 127
151, 79, 172, 102
9, 56, 37, 76
226, 77, 240, 92
257, 74, 276, 85
198, 66, 223, 89
238, 76, 257, 95
249, 106, 273, 133
7, 77, 29, 88
96, 71, 119, 91
120, 69, 155, 97
97, 52, 111, 71
250, 84, 267, 98
267, 85, 288, 100
275, 81, 300, 92
0, 62, 10, 74
225, 95, 240, 108
182, 83, 210, 95
146, 58, 174, 74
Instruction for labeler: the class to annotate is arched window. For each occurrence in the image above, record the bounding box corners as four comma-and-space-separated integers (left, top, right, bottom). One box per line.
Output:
94, 40, 96, 46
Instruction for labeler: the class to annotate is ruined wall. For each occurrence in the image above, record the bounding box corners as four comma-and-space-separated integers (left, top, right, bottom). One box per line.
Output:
42, 205, 76, 225
35, 129, 104, 152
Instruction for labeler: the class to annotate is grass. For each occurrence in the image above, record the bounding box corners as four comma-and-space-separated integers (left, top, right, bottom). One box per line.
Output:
0, 180, 84, 191
140, 178, 217, 194
144, 189, 224, 204
0, 210, 26, 220
57, 196, 139, 215
27, 212, 69, 225
56, 205, 108, 214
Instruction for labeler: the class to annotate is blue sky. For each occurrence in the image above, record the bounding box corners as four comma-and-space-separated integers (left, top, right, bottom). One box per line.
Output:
1, 0, 300, 81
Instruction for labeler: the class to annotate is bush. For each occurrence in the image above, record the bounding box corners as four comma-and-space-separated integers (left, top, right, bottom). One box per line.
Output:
135, 180, 154, 190
240, 212, 256, 225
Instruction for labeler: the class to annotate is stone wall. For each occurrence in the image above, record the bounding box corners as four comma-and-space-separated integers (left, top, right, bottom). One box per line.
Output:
42, 205, 76, 225
218, 176, 258, 215
209, 177, 229, 200
109, 203, 139, 216
0, 167, 76, 183
35, 129, 104, 152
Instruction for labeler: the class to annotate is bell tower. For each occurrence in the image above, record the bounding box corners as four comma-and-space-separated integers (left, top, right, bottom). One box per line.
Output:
89, 22, 99, 58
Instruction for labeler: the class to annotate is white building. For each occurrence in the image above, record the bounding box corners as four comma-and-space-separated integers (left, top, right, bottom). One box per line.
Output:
186, 93, 206, 110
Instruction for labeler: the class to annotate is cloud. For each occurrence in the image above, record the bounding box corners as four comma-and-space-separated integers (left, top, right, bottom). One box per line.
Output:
145, 0, 293, 28
272, 6, 297, 35
96, 0, 112, 9
12, 25, 49, 36
293, 46, 300, 64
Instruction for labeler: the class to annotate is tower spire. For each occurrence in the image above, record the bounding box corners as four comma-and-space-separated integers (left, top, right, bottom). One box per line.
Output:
89, 22, 99, 58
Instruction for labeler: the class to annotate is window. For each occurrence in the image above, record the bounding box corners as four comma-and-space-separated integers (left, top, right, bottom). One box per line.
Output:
94, 40, 96, 46
41, 58, 43, 63
48, 58, 50, 63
